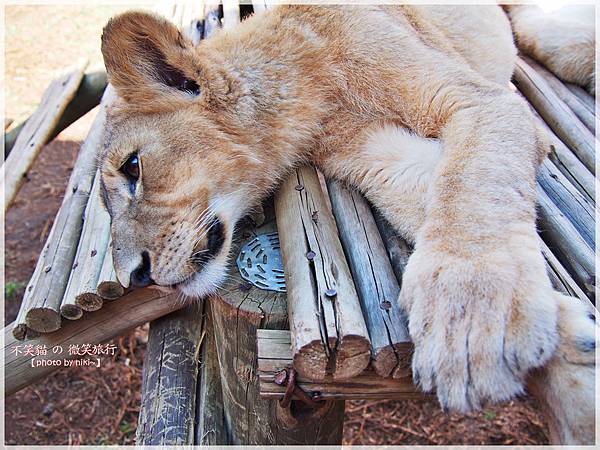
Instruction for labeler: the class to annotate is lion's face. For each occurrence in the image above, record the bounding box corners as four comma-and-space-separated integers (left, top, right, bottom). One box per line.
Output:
99, 11, 259, 297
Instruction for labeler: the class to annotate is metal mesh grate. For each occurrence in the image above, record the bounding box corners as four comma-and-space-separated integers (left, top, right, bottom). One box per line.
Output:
236, 232, 286, 292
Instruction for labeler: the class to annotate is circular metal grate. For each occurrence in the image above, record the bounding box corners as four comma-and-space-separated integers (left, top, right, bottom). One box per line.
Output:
236, 232, 286, 292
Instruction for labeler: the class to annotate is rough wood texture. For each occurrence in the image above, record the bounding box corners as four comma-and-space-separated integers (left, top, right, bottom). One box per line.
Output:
97, 245, 124, 300
211, 198, 345, 445
203, 3, 221, 38
137, 303, 206, 445
5, 288, 182, 396
523, 56, 595, 133
372, 209, 413, 288
3, 59, 88, 209
275, 167, 371, 381
540, 239, 589, 306
537, 159, 594, 249
513, 57, 595, 173
222, 0, 240, 30
258, 329, 425, 400
194, 301, 227, 445
536, 187, 595, 298
326, 180, 411, 378
533, 110, 594, 203
18, 86, 116, 332
565, 83, 595, 113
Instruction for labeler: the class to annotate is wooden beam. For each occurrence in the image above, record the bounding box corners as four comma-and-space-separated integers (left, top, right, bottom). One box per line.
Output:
211, 197, 345, 444
3, 59, 87, 209
522, 56, 595, 133
4, 288, 183, 396
137, 303, 207, 445
326, 180, 411, 378
222, 0, 240, 30
257, 329, 426, 401
275, 167, 371, 381
513, 57, 596, 173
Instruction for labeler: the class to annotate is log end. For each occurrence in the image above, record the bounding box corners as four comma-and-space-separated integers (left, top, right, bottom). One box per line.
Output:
293, 340, 328, 381
97, 281, 125, 300
75, 293, 103, 312
333, 334, 371, 380
25, 308, 61, 333
371, 346, 398, 378
60, 303, 84, 320
12, 324, 26, 341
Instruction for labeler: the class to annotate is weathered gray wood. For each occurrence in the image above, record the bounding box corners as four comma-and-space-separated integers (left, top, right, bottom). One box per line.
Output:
326, 180, 411, 378
513, 57, 596, 173
18, 86, 116, 332
97, 244, 125, 300
137, 303, 206, 445
3, 59, 87, 209
211, 198, 345, 445
372, 208, 413, 288
536, 187, 595, 298
532, 109, 594, 203
537, 159, 594, 248
194, 301, 227, 445
566, 83, 595, 114
523, 56, 595, 133
5, 288, 182, 396
203, 3, 221, 38
257, 329, 425, 401
275, 167, 371, 381
252, 0, 267, 14
222, 0, 240, 30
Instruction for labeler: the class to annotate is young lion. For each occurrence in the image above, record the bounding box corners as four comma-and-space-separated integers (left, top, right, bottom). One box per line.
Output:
99, 4, 595, 438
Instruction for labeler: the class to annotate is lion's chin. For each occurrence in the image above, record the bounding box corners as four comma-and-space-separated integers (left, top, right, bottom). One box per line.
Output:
176, 259, 228, 299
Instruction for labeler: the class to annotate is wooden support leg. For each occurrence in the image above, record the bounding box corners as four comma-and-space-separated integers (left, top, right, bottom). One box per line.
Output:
210, 198, 345, 445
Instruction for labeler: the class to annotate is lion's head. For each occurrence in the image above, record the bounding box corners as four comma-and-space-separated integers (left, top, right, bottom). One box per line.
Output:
99, 11, 263, 298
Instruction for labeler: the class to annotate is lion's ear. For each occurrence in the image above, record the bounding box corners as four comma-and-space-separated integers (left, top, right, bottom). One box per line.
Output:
101, 11, 201, 106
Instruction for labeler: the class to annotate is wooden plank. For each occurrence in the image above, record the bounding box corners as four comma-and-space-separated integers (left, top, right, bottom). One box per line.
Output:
211, 197, 345, 445
523, 56, 595, 133
16, 86, 116, 332
536, 187, 595, 298
137, 303, 206, 445
537, 158, 594, 248
194, 301, 227, 445
97, 243, 124, 300
5, 288, 183, 396
3, 59, 88, 209
372, 209, 413, 287
565, 83, 595, 114
326, 180, 411, 378
222, 0, 240, 30
257, 329, 425, 401
275, 167, 371, 381
513, 57, 596, 173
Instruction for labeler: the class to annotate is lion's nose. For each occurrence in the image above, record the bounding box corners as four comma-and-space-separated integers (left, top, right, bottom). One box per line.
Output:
130, 251, 155, 288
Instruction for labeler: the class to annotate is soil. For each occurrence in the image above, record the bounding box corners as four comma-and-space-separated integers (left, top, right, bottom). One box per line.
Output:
4, 5, 549, 446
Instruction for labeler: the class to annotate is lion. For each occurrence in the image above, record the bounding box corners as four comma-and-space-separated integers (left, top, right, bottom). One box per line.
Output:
99, 4, 596, 444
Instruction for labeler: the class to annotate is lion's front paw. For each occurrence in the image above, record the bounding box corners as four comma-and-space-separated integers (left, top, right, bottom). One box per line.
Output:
400, 244, 559, 412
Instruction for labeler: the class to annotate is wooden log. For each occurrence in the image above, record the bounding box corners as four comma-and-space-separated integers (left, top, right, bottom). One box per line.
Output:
222, 0, 240, 30
97, 245, 125, 300
2, 59, 88, 208
4, 69, 107, 158
513, 57, 595, 173
274, 167, 371, 381
536, 187, 595, 298
540, 238, 589, 306
74, 175, 111, 311
326, 180, 411, 378
5, 288, 183, 396
211, 197, 345, 445
537, 159, 594, 248
137, 302, 207, 445
566, 83, 595, 114
257, 329, 425, 401
194, 301, 227, 445
371, 209, 413, 287
252, 0, 267, 14
21, 86, 116, 332
203, 3, 221, 38
523, 56, 595, 133
533, 110, 594, 203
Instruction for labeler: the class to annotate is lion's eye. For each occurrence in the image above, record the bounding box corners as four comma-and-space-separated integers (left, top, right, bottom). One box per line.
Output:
120, 153, 140, 193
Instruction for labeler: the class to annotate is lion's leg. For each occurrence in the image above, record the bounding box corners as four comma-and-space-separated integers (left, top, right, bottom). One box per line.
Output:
320, 124, 596, 444
505, 5, 595, 94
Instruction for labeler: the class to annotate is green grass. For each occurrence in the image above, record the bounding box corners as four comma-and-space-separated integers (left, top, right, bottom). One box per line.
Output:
5, 281, 26, 300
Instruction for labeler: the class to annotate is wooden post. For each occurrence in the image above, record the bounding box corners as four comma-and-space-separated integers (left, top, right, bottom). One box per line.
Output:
4, 288, 183, 396
137, 303, 207, 445
2, 59, 88, 209
513, 57, 596, 174
275, 167, 371, 381
326, 180, 411, 378
210, 198, 345, 445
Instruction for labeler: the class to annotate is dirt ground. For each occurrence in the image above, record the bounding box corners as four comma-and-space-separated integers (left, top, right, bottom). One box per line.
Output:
4, 5, 549, 445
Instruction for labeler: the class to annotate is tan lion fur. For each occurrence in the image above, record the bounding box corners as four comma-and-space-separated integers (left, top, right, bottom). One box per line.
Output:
99, 4, 596, 439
